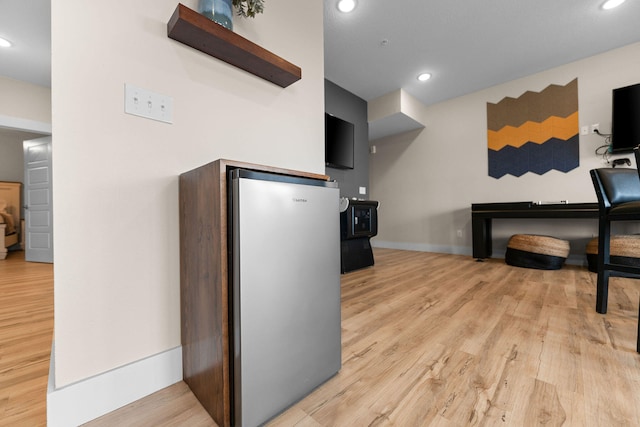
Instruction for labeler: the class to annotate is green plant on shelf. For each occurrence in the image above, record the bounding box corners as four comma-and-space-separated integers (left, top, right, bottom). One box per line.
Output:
233, 0, 264, 18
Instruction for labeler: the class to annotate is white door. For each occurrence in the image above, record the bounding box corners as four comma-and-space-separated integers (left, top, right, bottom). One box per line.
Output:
23, 136, 53, 263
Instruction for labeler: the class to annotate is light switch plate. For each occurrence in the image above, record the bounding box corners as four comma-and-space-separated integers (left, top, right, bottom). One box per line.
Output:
359, 186, 366, 195
125, 83, 173, 124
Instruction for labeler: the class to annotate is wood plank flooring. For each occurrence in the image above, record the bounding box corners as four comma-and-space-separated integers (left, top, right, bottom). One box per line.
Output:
0, 250, 53, 427
85, 248, 640, 426
3, 247, 638, 425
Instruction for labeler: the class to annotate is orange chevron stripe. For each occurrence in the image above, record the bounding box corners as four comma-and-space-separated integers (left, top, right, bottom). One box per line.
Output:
488, 111, 579, 150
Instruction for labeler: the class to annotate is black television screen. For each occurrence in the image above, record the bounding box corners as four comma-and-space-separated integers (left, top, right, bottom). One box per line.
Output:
325, 113, 354, 169
611, 83, 640, 153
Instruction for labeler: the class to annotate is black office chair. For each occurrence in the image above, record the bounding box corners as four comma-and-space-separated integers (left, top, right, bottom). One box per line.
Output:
590, 153, 640, 352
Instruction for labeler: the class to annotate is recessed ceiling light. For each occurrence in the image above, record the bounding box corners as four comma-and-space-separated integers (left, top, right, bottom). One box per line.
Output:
417, 73, 432, 82
602, 0, 625, 9
337, 0, 356, 13
0, 37, 12, 48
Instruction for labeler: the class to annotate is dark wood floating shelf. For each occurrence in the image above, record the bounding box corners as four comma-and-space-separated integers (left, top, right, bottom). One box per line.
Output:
167, 3, 302, 88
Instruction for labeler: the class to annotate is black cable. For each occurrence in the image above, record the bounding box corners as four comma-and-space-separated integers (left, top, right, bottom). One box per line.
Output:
593, 129, 612, 164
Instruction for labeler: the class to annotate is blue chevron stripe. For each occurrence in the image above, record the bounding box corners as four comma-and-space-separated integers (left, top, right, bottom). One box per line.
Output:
488, 135, 579, 178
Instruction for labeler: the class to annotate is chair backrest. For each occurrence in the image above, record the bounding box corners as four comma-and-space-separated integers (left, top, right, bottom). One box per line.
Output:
590, 168, 640, 208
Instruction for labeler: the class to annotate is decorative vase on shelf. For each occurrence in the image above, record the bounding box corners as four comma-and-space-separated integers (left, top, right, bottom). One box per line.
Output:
198, 0, 233, 30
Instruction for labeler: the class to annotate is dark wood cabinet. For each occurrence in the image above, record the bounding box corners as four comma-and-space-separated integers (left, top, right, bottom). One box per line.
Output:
179, 159, 328, 426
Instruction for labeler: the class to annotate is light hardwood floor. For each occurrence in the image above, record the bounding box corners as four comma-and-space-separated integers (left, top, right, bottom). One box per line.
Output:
0, 250, 53, 427
5, 248, 640, 426
85, 248, 640, 426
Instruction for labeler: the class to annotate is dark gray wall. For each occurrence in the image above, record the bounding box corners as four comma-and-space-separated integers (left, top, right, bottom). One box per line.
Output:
324, 80, 369, 199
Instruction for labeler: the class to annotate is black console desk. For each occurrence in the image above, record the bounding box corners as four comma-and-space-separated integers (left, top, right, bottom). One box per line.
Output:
472, 202, 599, 259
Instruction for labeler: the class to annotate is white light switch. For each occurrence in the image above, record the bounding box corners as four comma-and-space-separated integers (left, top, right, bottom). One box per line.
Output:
359, 186, 366, 195
125, 83, 173, 124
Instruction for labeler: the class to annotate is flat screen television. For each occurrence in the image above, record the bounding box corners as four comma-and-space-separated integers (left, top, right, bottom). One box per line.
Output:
611, 82, 640, 153
325, 113, 354, 169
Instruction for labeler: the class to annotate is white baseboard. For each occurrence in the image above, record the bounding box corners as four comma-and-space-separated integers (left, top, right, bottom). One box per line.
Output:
371, 240, 588, 267
47, 344, 183, 427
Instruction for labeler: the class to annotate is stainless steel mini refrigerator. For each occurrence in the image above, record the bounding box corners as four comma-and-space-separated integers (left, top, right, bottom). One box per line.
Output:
229, 169, 342, 427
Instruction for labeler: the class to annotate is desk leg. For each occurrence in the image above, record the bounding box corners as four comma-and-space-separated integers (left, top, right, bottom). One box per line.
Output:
595, 219, 610, 314
596, 270, 609, 314
472, 216, 492, 259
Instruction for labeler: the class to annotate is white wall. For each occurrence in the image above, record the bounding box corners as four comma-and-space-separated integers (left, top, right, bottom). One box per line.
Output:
0, 77, 51, 201
51, 0, 324, 390
0, 75, 51, 123
0, 136, 24, 182
370, 41, 640, 261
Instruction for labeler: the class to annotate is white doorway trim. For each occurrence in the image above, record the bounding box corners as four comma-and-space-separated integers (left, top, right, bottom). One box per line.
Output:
0, 113, 51, 135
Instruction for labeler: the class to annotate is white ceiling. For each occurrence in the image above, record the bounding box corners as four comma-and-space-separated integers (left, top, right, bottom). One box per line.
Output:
2, 0, 640, 136
0, 0, 50, 88
324, 0, 640, 107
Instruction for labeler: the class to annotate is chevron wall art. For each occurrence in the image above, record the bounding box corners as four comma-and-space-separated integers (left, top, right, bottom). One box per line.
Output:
487, 78, 579, 178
